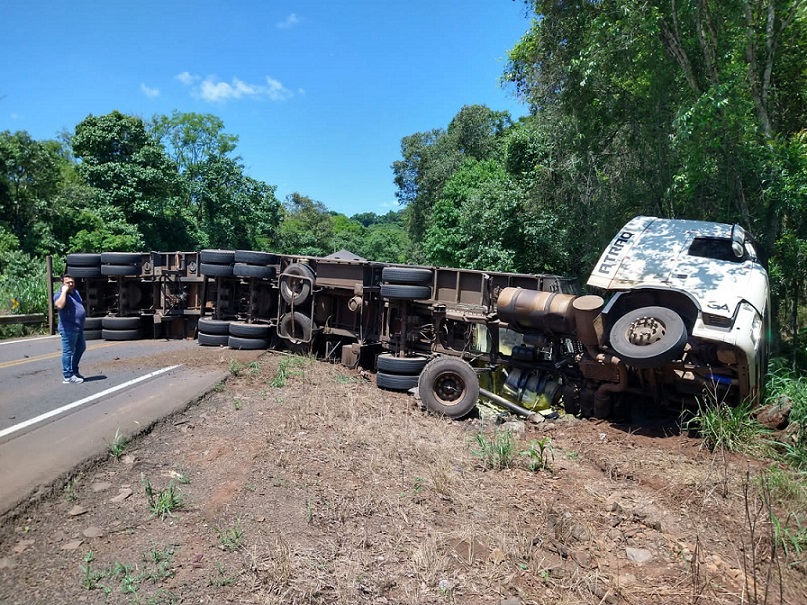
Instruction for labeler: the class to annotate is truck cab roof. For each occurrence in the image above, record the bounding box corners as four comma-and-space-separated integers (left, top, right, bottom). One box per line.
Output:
586, 216, 768, 318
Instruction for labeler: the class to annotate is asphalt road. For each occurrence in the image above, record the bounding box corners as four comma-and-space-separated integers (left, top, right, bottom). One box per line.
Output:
0, 335, 246, 516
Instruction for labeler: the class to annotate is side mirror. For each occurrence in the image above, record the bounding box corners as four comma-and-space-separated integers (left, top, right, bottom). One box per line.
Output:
731, 224, 745, 258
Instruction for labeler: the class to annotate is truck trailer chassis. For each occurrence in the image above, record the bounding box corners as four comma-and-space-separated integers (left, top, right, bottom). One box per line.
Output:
56, 217, 770, 420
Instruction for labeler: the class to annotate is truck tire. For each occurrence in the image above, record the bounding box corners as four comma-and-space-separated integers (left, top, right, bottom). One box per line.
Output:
198, 332, 230, 346
228, 335, 270, 350
380, 284, 432, 300
101, 263, 141, 276
102, 328, 143, 341
381, 267, 433, 285
200, 263, 234, 277
418, 356, 479, 419
280, 263, 315, 305
229, 321, 272, 338
102, 316, 142, 330
234, 250, 279, 265
84, 317, 103, 330
278, 311, 313, 343
100, 252, 143, 265
376, 371, 419, 391
197, 318, 232, 335
66, 253, 102, 267
376, 353, 430, 375
233, 263, 276, 279
609, 306, 687, 368
66, 265, 103, 278
200, 249, 235, 264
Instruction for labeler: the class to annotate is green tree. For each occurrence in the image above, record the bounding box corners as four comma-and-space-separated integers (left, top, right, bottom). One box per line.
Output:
392, 105, 511, 249
150, 111, 281, 250
71, 111, 183, 250
275, 193, 334, 256
0, 131, 65, 256
505, 1, 807, 346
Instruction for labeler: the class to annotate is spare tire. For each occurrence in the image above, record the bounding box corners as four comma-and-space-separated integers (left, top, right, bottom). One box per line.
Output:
280, 263, 315, 305
278, 311, 313, 343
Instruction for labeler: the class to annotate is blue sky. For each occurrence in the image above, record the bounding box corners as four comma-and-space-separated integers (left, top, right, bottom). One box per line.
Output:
1, 1, 531, 217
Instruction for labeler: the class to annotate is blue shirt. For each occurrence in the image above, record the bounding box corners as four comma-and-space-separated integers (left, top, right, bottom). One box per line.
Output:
54, 290, 86, 332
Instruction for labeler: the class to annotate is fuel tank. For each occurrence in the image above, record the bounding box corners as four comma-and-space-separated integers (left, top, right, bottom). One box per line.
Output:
496, 287, 578, 334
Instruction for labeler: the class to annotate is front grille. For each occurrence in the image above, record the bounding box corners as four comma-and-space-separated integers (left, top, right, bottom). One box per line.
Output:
702, 313, 733, 328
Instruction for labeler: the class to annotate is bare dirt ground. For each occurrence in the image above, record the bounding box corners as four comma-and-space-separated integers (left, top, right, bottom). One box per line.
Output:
1, 350, 805, 605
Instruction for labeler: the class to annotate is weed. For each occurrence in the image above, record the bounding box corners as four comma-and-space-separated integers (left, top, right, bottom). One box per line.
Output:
106, 428, 128, 461
210, 562, 235, 587
472, 429, 516, 470
228, 359, 244, 376
212, 381, 225, 393
142, 475, 184, 519
766, 360, 807, 469
216, 519, 244, 551
269, 356, 306, 387
82, 551, 103, 590
413, 476, 425, 494
246, 360, 261, 375
521, 436, 555, 472
173, 472, 191, 485
80, 545, 177, 599
684, 397, 770, 455
64, 477, 79, 502
143, 545, 176, 581
232, 398, 243, 410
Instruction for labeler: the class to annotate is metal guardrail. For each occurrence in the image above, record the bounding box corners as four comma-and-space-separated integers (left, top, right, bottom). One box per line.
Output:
0, 313, 46, 325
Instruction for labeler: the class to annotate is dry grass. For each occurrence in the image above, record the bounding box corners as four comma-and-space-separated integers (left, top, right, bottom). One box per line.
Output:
1, 352, 806, 604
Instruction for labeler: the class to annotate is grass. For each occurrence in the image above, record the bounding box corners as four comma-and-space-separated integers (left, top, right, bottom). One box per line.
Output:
216, 519, 245, 551
64, 477, 79, 502
683, 397, 771, 456
472, 429, 517, 470
82, 546, 177, 600
765, 360, 807, 469
142, 475, 185, 520
520, 436, 555, 472
106, 428, 128, 461
269, 355, 307, 387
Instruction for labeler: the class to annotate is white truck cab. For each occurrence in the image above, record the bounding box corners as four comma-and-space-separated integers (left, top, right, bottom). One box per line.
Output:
587, 216, 770, 405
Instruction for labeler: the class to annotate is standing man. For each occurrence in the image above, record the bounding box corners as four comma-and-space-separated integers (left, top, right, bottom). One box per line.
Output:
54, 274, 86, 384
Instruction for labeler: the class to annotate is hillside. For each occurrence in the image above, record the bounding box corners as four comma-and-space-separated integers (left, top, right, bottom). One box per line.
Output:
1, 351, 805, 605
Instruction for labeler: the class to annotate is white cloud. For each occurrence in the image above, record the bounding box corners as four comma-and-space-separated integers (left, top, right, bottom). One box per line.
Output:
265, 77, 293, 101
277, 13, 300, 29
176, 72, 293, 103
140, 83, 160, 98
175, 71, 198, 85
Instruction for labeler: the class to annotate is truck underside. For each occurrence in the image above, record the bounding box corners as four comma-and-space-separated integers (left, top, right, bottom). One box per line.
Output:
59, 247, 761, 421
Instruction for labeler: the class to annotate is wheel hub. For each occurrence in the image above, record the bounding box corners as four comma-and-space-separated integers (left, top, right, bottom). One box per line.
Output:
626, 316, 666, 346
435, 373, 465, 403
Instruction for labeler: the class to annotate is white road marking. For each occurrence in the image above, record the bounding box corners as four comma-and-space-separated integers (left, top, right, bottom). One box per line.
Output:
0, 365, 182, 439
0, 335, 58, 346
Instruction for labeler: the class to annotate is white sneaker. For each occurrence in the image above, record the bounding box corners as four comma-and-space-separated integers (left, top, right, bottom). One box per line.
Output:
63, 375, 84, 384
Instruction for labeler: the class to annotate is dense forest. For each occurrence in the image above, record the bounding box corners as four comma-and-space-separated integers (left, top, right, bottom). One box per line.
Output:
1, 0, 806, 364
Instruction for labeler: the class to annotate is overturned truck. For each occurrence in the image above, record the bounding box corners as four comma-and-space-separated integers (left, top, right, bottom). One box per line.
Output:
59, 216, 770, 420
